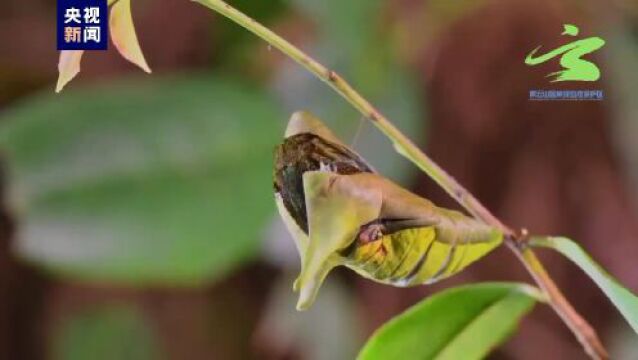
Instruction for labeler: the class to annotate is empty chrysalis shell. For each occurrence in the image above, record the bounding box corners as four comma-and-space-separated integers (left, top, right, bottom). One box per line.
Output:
273, 111, 503, 310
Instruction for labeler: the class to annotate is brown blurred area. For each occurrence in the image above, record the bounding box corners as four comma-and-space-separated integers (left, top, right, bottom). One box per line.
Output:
360, 0, 638, 359
1, 0, 637, 359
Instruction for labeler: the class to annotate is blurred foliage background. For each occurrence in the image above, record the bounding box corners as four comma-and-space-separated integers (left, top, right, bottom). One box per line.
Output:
0, 0, 637, 359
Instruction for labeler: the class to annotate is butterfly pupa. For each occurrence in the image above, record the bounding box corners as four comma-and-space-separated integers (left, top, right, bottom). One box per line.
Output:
273, 111, 502, 310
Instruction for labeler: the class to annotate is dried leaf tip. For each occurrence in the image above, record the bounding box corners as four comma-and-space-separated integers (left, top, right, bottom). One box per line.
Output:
110, 0, 151, 73
55, 0, 150, 92
56, 51, 84, 93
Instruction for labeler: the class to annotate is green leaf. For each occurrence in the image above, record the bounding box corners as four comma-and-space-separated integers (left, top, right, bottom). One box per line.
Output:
357, 282, 542, 360
531, 236, 638, 334
55, 305, 157, 360
1, 74, 283, 284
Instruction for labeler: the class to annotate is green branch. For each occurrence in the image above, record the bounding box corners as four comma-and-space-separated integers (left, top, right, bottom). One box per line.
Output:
193, 0, 607, 358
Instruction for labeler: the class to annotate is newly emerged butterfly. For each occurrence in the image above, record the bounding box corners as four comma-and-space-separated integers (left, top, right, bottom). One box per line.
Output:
274, 111, 503, 310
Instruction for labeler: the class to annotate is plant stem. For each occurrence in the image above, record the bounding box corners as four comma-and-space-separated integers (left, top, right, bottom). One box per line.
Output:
508, 241, 607, 359
194, 0, 608, 358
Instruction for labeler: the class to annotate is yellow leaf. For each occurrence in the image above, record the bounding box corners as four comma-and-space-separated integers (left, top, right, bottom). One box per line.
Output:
110, 0, 151, 73
56, 50, 84, 93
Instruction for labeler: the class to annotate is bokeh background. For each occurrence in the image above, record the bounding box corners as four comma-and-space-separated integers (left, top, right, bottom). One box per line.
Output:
1, 0, 637, 359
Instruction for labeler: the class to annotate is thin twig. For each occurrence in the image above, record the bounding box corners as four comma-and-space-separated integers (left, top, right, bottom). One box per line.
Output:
507, 240, 607, 359
193, 0, 608, 358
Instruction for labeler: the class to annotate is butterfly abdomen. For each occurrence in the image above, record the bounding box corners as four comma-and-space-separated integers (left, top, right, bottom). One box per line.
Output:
344, 226, 502, 286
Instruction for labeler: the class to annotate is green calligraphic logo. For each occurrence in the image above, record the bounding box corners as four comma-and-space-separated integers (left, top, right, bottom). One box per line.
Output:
525, 24, 605, 82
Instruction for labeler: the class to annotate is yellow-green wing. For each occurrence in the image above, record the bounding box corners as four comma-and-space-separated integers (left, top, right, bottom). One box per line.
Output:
345, 224, 502, 287
295, 171, 382, 310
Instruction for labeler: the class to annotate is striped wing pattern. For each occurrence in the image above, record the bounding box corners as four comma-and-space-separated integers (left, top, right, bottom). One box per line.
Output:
345, 226, 502, 287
